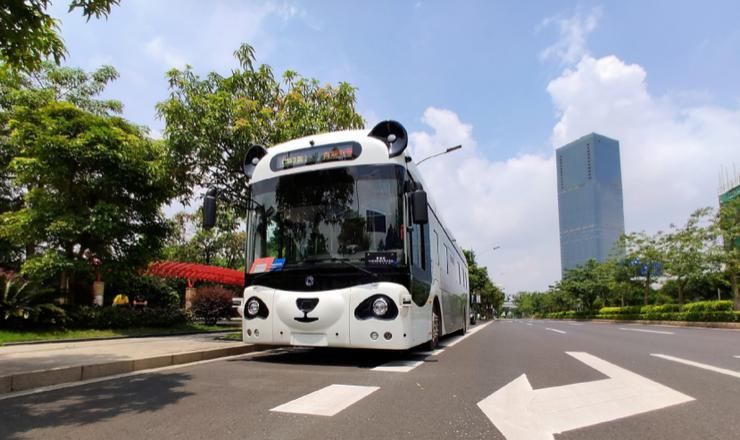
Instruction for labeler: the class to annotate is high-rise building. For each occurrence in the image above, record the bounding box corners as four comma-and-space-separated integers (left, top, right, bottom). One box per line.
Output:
556, 133, 625, 276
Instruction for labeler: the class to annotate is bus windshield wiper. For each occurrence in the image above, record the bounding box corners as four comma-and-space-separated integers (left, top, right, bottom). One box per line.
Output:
303, 257, 378, 278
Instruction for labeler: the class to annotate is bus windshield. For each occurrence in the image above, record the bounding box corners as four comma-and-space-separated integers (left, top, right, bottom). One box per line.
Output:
246, 164, 405, 272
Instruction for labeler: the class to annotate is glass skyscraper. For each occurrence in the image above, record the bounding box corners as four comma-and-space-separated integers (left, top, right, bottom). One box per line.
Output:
556, 133, 625, 276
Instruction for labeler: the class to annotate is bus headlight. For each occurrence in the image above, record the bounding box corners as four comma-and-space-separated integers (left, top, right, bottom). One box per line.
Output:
372, 297, 389, 316
247, 299, 260, 316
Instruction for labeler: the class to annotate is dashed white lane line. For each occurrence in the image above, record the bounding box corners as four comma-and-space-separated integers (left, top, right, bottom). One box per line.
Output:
620, 327, 674, 335
652, 354, 740, 379
270, 384, 379, 416
373, 322, 493, 372
443, 321, 491, 348
734, 355, 740, 359
372, 360, 425, 373
567, 322, 584, 326
416, 348, 445, 356
545, 328, 566, 334
526, 323, 533, 326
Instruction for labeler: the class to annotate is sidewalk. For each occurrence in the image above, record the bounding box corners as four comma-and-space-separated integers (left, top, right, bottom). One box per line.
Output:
0, 332, 261, 395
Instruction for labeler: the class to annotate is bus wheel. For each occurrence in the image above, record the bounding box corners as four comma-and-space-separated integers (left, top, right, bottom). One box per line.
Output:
427, 305, 440, 350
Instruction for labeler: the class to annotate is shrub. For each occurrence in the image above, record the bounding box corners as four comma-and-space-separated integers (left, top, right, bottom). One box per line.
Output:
65, 305, 188, 329
0, 272, 65, 329
680, 300, 733, 313
191, 286, 233, 325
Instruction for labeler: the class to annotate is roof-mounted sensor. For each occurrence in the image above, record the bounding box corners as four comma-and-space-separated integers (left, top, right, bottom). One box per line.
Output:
368, 120, 408, 158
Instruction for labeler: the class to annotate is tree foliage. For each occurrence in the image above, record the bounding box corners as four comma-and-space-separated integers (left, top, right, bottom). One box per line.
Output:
0, 63, 174, 297
516, 205, 735, 316
620, 230, 665, 305
464, 249, 505, 314
0, 0, 120, 72
663, 207, 722, 304
156, 43, 365, 212
717, 197, 739, 309
163, 206, 245, 269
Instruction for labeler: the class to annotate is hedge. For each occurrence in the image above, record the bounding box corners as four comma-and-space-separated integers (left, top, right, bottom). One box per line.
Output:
538, 301, 739, 322
64, 305, 189, 329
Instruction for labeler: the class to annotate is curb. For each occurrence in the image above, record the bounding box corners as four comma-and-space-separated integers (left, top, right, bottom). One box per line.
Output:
0, 343, 263, 395
2, 328, 240, 347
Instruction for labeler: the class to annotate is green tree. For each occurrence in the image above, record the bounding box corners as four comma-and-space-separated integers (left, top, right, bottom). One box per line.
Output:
464, 249, 505, 315
0, 0, 120, 72
663, 207, 723, 304
0, 101, 174, 300
620, 231, 666, 305
0, 62, 125, 270
156, 43, 365, 212
559, 259, 612, 311
164, 206, 245, 269
716, 197, 739, 309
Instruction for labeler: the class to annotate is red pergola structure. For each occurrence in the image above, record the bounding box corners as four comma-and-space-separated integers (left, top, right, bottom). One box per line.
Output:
147, 261, 245, 287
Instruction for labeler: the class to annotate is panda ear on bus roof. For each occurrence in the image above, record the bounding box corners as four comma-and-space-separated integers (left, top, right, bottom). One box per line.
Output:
243, 145, 268, 181
368, 120, 408, 158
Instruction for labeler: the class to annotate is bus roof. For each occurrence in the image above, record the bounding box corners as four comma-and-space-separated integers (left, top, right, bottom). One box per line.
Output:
249, 126, 467, 266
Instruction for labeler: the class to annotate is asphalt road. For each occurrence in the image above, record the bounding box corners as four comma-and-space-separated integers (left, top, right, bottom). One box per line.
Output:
1, 320, 739, 440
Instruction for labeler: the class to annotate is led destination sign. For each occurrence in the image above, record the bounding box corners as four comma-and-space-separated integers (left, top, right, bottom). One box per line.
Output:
270, 142, 361, 171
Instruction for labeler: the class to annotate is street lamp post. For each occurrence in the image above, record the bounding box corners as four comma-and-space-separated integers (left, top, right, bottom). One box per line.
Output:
416, 145, 462, 166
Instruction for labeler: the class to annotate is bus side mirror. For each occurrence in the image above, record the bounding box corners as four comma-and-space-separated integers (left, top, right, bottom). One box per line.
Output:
411, 191, 428, 224
203, 188, 218, 230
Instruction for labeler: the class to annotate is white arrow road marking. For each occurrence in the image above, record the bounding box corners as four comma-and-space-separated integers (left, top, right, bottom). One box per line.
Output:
652, 354, 740, 379
270, 384, 379, 416
620, 327, 674, 335
477, 352, 694, 440
545, 328, 566, 334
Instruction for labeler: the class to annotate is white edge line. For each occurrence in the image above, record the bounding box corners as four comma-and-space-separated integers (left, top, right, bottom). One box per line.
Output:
0, 350, 270, 401
651, 354, 740, 379
545, 328, 566, 334
620, 327, 674, 335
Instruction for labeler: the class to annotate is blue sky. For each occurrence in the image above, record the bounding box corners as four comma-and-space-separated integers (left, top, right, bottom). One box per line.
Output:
51, 1, 740, 292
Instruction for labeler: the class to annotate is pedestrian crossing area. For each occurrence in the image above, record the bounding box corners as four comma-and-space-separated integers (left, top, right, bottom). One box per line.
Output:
269, 322, 491, 417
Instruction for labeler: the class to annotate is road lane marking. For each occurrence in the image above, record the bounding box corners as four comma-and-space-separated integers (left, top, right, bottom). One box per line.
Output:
416, 348, 444, 356
526, 323, 532, 326
567, 322, 584, 326
270, 384, 379, 416
374, 322, 492, 372
478, 352, 693, 440
372, 360, 425, 373
620, 328, 674, 335
652, 354, 740, 379
442, 321, 491, 348
545, 328, 566, 334
734, 356, 740, 359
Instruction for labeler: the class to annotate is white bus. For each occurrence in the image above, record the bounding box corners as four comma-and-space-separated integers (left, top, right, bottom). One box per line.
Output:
204, 120, 469, 350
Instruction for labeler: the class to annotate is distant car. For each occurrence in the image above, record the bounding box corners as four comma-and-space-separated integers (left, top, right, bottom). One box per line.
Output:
470, 311, 477, 325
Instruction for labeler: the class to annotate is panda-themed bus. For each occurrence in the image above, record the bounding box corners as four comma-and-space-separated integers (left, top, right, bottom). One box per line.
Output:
204, 120, 469, 350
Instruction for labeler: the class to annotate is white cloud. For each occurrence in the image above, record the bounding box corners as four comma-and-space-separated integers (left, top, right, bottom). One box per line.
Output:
410, 50, 740, 295
539, 7, 602, 65
410, 108, 560, 294
547, 54, 740, 235
145, 36, 189, 68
